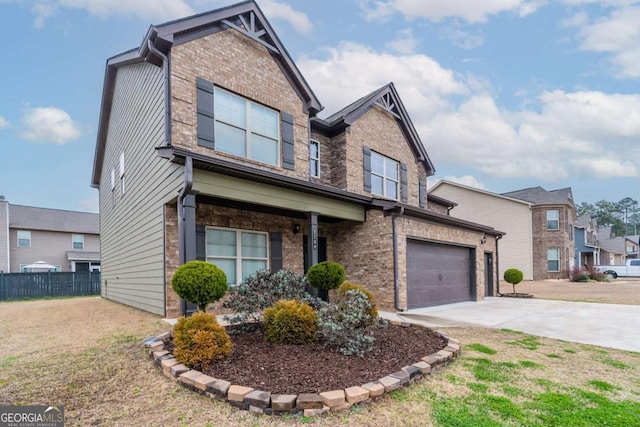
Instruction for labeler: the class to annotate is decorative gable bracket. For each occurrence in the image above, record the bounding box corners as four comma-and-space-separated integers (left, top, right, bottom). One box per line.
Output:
374, 93, 401, 120
222, 11, 279, 54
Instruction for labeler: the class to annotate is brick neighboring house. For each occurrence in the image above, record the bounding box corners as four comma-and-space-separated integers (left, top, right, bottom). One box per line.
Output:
0, 196, 100, 273
91, 0, 503, 318
502, 187, 576, 279
598, 226, 639, 264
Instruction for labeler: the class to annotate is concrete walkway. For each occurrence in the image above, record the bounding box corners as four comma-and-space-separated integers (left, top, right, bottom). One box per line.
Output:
381, 297, 640, 352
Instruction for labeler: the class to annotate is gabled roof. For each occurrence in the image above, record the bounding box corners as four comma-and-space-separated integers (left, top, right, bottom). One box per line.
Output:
502, 186, 574, 206
9, 205, 99, 234
576, 214, 597, 229
311, 83, 435, 176
430, 180, 533, 206
92, 0, 322, 188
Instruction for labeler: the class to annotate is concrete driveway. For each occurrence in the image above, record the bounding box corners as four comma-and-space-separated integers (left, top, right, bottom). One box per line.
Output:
387, 297, 640, 352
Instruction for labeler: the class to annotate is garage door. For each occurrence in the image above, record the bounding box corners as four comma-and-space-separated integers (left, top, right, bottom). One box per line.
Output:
407, 240, 472, 309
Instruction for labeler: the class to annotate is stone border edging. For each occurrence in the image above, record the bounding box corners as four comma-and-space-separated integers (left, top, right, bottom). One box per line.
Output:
142, 320, 460, 417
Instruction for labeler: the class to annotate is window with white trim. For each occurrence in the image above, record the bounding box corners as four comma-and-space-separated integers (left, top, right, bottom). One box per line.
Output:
547, 209, 559, 230
371, 151, 399, 199
206, 227, 268, 286
214, 88, 280, 166
72, 234, 84, 250
309, 140, 320, 177
17, 230, 31, 247
547, 248, 560, 272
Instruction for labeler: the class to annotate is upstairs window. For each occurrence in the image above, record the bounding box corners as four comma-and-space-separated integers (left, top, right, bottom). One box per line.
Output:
547, 210, 559, 230
371, 151, 399, 200
72, 234, 84, 250
17, 230, 31, 247
214, 88, 279, 166
309, 140, 320, 177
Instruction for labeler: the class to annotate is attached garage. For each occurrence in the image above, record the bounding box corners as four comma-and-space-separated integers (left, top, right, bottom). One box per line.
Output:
406, 239, 474, 309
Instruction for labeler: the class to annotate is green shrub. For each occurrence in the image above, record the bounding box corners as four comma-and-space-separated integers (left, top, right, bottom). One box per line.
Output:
503, 268, 524, 294
307, 261, 346, 301
173, 312, 233, 370
264, 300, 318, 345
338, 281, 378, 320
317, 289, 376, 356
171, 261, 227, 312
222, 269, 321, 332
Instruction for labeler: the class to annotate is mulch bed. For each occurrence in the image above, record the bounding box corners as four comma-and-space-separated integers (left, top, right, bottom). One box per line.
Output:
171, 324, 447, 394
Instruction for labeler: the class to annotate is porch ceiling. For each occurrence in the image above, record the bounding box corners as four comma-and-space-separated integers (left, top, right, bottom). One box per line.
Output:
192, 169, 365, 222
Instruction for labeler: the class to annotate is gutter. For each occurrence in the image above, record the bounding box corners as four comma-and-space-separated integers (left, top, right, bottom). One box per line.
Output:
146, 39, 171, 146
391, 207, 405, 312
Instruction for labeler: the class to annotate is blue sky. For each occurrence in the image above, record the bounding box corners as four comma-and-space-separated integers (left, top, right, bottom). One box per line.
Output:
1, 0, 638, 213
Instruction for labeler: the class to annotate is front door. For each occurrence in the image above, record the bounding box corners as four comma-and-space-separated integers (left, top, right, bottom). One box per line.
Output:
484, 253, 494, 296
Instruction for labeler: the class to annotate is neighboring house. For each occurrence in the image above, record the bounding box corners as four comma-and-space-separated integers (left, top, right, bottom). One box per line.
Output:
598, 227, 639, 264
624, 235, 640, 260
0, 196, 100, 273
574, 215, 599, 269
502, 187, 576, 280
429, 180, 534, 280
91, 1, 503, 318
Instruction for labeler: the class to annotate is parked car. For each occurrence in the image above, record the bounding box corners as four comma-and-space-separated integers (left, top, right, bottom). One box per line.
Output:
595, 259, 640, 278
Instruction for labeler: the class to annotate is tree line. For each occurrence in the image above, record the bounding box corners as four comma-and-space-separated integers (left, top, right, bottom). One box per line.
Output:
576, 197, 639, 237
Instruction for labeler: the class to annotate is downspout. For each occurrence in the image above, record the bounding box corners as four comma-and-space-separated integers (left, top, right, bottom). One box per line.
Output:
391, 207, 405, 311
178, 156, 194, 265
146, 39, 171, 147
495, 235, 502, 295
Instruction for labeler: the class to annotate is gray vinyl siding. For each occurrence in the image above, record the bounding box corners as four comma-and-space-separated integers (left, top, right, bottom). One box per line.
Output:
99, 61, 182, 316
0, 201, 9, 272
9, 230, 99, 272
431, 184, 534, 281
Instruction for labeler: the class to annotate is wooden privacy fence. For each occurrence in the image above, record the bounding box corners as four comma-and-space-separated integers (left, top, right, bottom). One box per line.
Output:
0, 272, 101, 301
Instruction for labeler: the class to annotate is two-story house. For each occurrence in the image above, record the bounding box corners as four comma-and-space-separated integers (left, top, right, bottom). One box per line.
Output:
91, 0, 503, 318
574, 215, 599, 269
502, 187, 576, 279
0, 196, 100, 273
429, 180, 534, 280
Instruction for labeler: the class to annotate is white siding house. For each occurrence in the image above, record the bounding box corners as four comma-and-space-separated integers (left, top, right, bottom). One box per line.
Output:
430, 180, 534, 281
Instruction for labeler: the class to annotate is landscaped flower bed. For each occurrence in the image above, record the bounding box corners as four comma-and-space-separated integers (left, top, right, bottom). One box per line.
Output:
143, 321, 461, 416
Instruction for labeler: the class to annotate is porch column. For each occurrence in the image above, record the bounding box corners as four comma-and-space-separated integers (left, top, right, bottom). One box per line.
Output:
306, 212, 319, 269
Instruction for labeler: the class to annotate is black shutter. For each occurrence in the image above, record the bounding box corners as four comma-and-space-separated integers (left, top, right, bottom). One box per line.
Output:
419, 177, 426, 208
270, 232, 283, 272
363, 147, 372, 192
196, 225, 206, 261
196, 78, 215, 149
281, 112, 295, 170
401, 163, 408, 203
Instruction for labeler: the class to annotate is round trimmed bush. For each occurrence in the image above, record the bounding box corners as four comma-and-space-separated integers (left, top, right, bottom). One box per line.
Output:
171, 261, 227, 312
503, 268, 524, 293
338, 281, 378, 320
307, 261, 345, 301
173, 312, 233, 370
264, 299, 318, 345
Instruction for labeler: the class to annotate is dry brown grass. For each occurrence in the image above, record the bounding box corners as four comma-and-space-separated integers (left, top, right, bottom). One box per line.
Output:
512, 278, 640, 305
1, 297, 638, 426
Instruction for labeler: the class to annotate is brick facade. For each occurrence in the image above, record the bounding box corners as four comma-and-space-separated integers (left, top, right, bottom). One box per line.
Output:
531, 205, 575, 280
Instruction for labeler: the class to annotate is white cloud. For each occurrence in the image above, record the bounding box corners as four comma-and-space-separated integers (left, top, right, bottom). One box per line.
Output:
20, 107, 82, 144
0, 116, 9, 128
298, 42, 468, 118
26, 0, 193, 26
360, 0, 544, 23
574, 5, 640, 78
438, 20, 485, 49
300, 43, 640, 182
386, 28, 419, 54
260, 0, 313, 35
